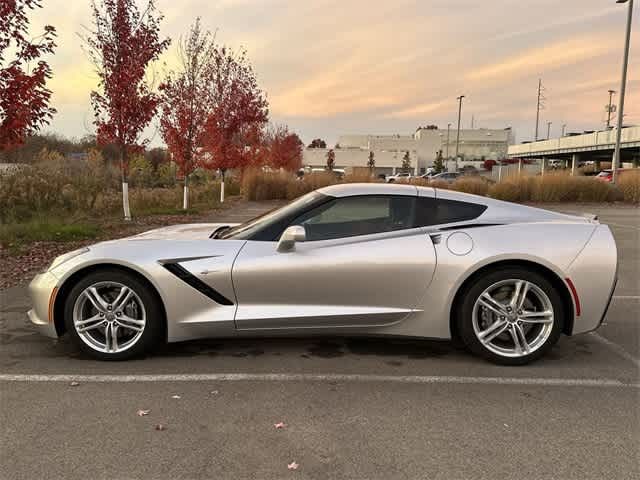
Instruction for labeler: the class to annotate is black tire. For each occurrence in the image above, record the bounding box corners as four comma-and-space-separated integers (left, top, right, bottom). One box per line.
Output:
64, 269, 164, 361
456, 267, 564, 366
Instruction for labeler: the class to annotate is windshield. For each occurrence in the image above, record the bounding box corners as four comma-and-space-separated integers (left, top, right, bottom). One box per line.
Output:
218, 191, 328, 241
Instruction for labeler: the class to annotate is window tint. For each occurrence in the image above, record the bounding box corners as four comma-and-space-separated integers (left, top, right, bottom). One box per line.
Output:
294, 195, 415, 241
415, 197, 487, 226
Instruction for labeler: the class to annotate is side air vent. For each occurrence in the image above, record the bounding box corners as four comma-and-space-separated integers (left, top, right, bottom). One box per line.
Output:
162, 262, 234, 305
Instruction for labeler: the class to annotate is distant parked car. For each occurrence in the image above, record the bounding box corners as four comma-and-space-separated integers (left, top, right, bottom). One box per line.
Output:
548, 160, 563, 169
386, 172, 412, 183
595, 169, 630, 183
429, 172, 460, 183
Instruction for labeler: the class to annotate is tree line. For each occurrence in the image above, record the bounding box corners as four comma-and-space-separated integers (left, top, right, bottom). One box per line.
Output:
1, 0, 304, 218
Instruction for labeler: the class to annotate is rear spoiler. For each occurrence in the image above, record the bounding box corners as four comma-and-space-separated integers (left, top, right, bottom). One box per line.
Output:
582, 213, 599, 223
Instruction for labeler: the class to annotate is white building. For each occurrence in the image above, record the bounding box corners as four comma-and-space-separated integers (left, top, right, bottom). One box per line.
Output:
303, 127, 514, 175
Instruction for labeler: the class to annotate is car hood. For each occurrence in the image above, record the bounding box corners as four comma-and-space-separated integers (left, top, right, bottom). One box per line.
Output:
126, 223, 240, 241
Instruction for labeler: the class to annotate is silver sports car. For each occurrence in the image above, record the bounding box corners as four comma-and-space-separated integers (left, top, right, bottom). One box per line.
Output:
28, 183, 618, 365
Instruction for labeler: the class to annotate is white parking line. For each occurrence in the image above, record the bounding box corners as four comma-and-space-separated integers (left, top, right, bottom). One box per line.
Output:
613, 295, 640, 300
0, 373, 637, 388
590, 332, 640, 369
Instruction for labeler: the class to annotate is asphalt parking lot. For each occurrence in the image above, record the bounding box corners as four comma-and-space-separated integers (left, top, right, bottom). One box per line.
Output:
1, 204, 638, 480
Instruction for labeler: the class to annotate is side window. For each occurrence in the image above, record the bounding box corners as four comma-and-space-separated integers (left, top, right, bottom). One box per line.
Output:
415, 197, 487, 227
294, 195, 415, 241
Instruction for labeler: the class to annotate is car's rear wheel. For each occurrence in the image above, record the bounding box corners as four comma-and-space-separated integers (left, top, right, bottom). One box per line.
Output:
64, 269, 163, 360
457, 268, 564, 365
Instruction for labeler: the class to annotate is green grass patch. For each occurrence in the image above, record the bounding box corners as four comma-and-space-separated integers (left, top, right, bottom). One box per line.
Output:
0, 220, 101, 249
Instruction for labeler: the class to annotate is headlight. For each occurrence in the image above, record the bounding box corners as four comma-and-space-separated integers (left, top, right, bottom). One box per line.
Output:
46, 248, 90, 272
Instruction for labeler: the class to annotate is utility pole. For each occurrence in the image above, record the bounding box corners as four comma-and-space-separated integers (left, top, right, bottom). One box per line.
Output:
561, 124, 567, 137
455, 95, 465, 171
606, 89, 616, 129
446, 123, 451, 160
547, 121, 552, 140
535, 79, 545, 141
471, 114, 475, 129
613, 0, 634, 185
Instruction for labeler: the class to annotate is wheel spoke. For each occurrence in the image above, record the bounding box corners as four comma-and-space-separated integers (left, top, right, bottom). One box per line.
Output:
104, 323, 119, 352
514, 324, 530, 354
116, 314, 144, 332
84, 287, 108, 313
478, 320, 509, 344
112, 287, 133, 313
511, 281, 530, 309
479, 293, 507, 316
519, 310, 553, 324
76, 314, 103, 332
509, 326, 522, 354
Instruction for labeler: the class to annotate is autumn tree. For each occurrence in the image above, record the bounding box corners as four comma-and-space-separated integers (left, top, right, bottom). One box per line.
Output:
326, 148, 335, 171
200, 44, 268, 202
307, 138, 326, 149
265, 124, 303, 171
160, 18, 214, 209
0, 0, 57, 151
84, 0, 170, 219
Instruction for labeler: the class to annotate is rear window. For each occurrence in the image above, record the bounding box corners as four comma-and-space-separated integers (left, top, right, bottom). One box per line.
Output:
415, 197, 487, 227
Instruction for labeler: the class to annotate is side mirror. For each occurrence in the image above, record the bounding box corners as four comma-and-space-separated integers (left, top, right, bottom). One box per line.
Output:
277, 225, 306, 252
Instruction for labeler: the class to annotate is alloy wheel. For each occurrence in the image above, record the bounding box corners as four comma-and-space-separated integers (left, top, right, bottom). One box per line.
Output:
72, 281, 146, 354
472, 279, 554, 358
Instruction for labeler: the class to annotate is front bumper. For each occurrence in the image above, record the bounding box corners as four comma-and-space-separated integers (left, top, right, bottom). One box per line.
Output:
28, 271, 60, 338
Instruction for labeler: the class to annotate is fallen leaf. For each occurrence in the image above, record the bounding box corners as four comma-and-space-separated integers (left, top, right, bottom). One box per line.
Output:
155, 424, 166, 431
137, 409, 150, 416
69, 381, 80, 387
171, 395, 181, 399
287, 462, 299, 470
274, 422, 286, 429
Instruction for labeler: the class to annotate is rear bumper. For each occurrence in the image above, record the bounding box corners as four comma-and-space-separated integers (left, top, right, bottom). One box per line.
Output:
567, 225, 618, 334
28, 271, 60, 338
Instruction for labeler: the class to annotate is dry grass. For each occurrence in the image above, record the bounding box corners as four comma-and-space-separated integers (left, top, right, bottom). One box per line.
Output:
451, 177, 489, 196
488, 172, 619, 203
241, 168, 380, 201
618, 169, 640, 203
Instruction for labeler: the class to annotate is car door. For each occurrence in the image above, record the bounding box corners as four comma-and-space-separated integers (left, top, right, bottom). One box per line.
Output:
231, 193, 437, 331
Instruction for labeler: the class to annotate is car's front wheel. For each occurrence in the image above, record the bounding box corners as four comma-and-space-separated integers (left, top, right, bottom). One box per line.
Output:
64, 269, 164, 360
457, 268, 564, 365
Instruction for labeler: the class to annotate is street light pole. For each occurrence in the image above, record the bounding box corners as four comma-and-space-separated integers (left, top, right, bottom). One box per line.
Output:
455, 95, 465, 171
561, 124, 567, 137
547, 121, 552, 140
613, 0, 634, 184
606, 89, 616, 129
446, 123, 451, 160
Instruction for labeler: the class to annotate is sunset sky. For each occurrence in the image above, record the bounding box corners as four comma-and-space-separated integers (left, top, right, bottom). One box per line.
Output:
32, 0, 638, 145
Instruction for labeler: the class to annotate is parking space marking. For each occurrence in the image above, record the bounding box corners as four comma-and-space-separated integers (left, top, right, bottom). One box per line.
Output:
613, 295, 640, 300
590, 332, 640, 369
0, 373, 637, 388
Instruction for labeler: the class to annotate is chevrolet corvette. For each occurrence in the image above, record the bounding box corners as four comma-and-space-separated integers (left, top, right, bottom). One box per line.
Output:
28, 183, 618, 365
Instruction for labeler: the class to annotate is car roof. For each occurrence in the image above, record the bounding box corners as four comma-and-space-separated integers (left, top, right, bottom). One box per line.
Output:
318, 182, 434, 197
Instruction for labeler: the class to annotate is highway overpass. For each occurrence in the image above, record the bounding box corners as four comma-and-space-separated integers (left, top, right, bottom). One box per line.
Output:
508, 126, 640, 166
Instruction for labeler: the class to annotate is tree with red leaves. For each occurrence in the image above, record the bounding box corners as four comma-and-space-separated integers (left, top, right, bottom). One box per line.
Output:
200, 44, 268, 202
265, 124, 303, 172
84, 0, 170, 219
159, 19, 214, 210
0, 0, 57, 151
